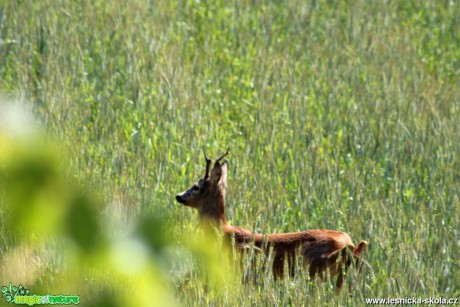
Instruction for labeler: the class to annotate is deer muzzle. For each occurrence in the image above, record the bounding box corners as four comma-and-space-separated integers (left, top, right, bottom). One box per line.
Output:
175, 194, 186, 204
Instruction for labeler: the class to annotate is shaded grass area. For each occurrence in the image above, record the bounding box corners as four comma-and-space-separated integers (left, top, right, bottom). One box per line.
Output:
0, 0, 459, 305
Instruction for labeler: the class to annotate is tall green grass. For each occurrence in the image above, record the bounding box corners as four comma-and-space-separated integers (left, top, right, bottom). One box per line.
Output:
1, 0, 459, 306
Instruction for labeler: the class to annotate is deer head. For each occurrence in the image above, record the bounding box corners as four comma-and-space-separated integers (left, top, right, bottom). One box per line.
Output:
176, 149, 229, 226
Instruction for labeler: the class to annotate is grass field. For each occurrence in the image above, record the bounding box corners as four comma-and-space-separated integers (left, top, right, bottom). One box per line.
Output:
1, 0, 459, 306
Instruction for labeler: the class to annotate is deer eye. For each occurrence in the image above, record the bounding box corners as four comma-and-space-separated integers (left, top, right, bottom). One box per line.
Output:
192, 185, 199, 191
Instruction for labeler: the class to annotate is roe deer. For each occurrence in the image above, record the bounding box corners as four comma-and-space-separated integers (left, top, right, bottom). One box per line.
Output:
176, 149, 368, 289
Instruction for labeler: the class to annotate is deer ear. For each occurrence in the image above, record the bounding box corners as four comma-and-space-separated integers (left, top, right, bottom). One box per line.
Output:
211, 161, 228, 185
210, 162, 222, 184
220, 161, 228, 185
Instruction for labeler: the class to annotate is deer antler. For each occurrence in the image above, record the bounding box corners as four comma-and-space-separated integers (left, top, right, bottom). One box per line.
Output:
203, 148, 212, 179
215, 147, 230, 164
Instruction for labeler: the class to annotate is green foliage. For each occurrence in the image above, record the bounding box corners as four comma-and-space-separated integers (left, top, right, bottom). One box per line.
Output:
1, 0, 459, 306
0, 136, 180, 306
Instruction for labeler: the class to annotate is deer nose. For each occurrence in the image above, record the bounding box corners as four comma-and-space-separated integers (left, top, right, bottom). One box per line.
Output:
176, 194, 185, 204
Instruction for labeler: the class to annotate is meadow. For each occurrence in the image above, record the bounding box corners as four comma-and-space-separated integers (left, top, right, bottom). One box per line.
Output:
0, 0, 459, 306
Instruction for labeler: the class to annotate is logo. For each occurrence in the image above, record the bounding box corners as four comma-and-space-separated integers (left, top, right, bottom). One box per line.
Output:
1, 283, 80, 305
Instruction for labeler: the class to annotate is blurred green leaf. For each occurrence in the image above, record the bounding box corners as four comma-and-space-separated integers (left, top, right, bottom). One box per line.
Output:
65, 194, 103, 253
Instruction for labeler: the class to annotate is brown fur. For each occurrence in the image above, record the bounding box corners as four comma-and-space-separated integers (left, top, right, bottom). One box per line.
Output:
176, 150, 368, 288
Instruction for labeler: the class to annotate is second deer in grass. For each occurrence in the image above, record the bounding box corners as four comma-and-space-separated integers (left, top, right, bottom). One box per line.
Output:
176, 149, 368, 289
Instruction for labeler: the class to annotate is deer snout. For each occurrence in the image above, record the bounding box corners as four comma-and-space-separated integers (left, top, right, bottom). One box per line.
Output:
176, 194, 185, 204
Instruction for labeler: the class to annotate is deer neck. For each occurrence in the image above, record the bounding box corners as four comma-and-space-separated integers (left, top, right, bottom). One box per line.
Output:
198, 190, 227, 227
